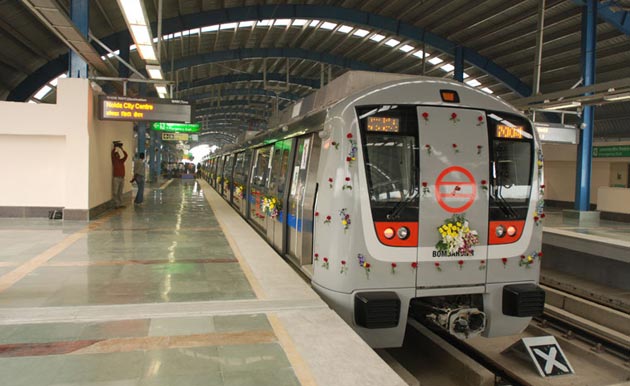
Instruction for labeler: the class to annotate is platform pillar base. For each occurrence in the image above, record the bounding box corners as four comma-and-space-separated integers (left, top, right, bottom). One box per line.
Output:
562, 209, 600, 225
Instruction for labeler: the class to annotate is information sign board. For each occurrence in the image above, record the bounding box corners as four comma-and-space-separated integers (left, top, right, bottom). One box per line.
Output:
592, 145, 630, 158
162, 133, 189, 141
99, 95, 191, 123
151, 122, 200, 133
534, 123, 578, 144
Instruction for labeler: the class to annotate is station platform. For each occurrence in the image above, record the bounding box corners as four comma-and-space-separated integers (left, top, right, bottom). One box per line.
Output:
0, 179, 405, 386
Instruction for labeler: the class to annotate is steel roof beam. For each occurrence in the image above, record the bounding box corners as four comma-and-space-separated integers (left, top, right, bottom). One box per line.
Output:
573, 0, 630, 35
188, 88, 299, 102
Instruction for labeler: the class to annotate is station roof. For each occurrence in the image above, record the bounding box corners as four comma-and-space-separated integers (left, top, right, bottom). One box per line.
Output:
1, 0, 629, 144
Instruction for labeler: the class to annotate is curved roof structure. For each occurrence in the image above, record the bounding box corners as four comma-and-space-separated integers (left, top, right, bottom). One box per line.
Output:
1, 0, 629, 143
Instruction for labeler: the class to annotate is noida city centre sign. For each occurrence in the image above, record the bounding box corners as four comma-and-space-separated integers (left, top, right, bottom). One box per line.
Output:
98, 95, 191, 123
151, 122, 200, 133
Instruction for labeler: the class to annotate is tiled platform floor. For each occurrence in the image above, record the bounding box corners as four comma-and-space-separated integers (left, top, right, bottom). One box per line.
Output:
0, 180, 405, 386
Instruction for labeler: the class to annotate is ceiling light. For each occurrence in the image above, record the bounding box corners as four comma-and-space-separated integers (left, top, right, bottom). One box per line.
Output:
399, 45, 414, 53
466, 79, 481, 87
34, 85, 52, 100
321, 22, 337, 30
412, 50, 425, 58
146, 65, 163, 80
292, 19, 308, 26
440, 64, 455, 72
385, 38, 400, 47
239, 21, 255, 28
137, 44, 156, 61
481, 87, 494, 94
155, 85, 167, 94
220, 23, 237, 30
353, 29, 369, 37
370, 34, 385, 42
118, 0, 146, 26
604, 93, 630, 101
463, 72, 470, 79
544, 101, 580, 109
428, 57, 443, 65
257, 20, 273, 27
274, 19, 291, 26
338, 25, 353, 33
309, 20, 320, 27
202, 25, 219, 32
130, 25, 152, 45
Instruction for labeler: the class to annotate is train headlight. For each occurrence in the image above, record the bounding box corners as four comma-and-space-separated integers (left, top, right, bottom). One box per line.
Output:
397, 226, 409, 240
383, 227, 395, 239
495, 225, 506, 238
507, 226, 517, 237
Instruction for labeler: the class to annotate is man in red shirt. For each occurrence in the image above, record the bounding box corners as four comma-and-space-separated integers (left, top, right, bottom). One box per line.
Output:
111, 141, 128, 208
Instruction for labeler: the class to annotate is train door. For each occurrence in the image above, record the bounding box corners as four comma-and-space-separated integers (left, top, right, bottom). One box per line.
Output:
267, 140, 292, 251
287, 134, 320, 266
216, 157, 225, 195
417, 106, 489, 287
222, 154, 235, 201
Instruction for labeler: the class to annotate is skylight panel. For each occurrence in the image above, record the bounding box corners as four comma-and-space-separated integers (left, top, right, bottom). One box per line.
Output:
399, 44, 414, 53
34, 85, 52, 100
292, 19, 308, 26
466, 79, 482, 87
463, 72, 470, 79
321, 22, 337, 30
257, 20, 274, 27
239, 21, 254, 28
353, 29, 369, 37
309, 20, 321, 27
130, 44, 137, 50
428, 57, 443, 65
385, 38, 400, 47
201, 25, 219, 32
220, 23, 237, 30
481, 87, 494, 94
412, 50, 426, 58
440, 64, 455, 72
173, 31, 182, 38
338, 25, 353, 33
274, 19, 291, 26
370, 33, 385, 42
189, 28, 200, 34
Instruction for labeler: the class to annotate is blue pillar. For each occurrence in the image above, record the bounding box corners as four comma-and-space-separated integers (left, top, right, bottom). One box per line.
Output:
118, 33, 131, 79
575, 0, 597, 211
454, 46, 464, 82
69, 0, 89, 78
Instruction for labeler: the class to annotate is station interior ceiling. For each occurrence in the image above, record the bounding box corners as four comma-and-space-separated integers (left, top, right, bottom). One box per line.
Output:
1, 0, 629, 147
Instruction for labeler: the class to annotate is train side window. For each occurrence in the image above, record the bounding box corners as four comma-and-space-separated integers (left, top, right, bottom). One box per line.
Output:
252, 146, 271, 189
233, 152, 246, 186
269, 140, 291, 196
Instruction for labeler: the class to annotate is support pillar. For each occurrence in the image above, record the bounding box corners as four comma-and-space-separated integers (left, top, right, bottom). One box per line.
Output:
69, 0, 89, 78
454, 46, 464, 82
137, 84, 147, 156
118, 33, 131, 79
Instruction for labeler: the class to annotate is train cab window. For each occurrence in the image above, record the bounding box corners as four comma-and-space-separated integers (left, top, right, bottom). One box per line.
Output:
357, 106, 419, 221
487, 112, 534, 219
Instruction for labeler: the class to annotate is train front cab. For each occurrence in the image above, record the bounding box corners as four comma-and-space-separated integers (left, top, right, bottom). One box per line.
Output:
344, 101, 545, 347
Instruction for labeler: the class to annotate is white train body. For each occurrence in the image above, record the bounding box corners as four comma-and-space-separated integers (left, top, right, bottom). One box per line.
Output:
204, 71, 545, 348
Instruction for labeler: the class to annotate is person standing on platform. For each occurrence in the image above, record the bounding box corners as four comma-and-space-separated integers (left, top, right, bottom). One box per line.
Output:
133, 152, 146, 205
111, 141, 128, 208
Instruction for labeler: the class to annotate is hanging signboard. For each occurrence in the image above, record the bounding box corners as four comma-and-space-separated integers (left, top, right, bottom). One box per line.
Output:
151, 122, 200, 133
162, 133, 189, 141
98, 95, 191, 123
592, 145, 630, 158
534, 123, 578, 144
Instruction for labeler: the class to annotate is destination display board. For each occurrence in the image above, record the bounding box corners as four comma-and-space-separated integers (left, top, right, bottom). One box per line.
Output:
151, 122, 200, 133
534, 123, 578, 144
98, 96, 191, 123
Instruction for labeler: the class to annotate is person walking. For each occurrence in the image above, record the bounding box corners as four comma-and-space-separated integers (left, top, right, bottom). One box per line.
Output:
111, 141, 128, 208
133, 152, 146, 205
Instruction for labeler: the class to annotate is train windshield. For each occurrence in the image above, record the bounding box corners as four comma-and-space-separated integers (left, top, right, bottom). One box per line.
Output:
357, 106, 419, 221
487, 112, 534, 219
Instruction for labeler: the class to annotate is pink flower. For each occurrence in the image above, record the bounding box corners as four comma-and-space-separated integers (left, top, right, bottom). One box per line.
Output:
326, 215, 331, 220
434, 262, 440, 267
481, 180, 487, 185
365, 263, 371, 268
458, 260, 464, 266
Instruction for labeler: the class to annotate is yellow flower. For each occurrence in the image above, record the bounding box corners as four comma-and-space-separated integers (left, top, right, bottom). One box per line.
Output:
527, 256, 533, 263
342, 220, 348, 225
456, 222, 462, 227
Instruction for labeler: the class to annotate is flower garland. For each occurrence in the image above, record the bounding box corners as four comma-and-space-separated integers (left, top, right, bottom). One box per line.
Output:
519, 251, 542, 268
261, 195, 282, 218
436, 214, 479, 256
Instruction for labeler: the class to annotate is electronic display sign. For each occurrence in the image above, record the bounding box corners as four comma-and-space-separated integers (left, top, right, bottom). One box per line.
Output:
496, 124, 524, 139
367, 116, 400, 133
98, 95, 191, 123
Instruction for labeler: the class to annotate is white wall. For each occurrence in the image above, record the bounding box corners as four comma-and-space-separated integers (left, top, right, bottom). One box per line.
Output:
0, 78, 133, 215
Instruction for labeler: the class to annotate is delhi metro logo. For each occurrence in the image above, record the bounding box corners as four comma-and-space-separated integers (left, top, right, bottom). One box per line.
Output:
435, 166, 477, 213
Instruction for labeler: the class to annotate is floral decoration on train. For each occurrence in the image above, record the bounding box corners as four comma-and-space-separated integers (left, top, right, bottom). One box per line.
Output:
339, 208, 351, 231
391, 262, 397, 274
340, 260, 348, 274
476, 116, 485, 126
346, 133, 358, 166
216, 175, 222, 185
537, 149, 544, 170
452, 143, 459, 153
533, 211, 546, 226
479, 260, 486, 270
261, 195, 281, 218
357, 254, 370, 279
422, 182, 431, 197
223, 178, 230, 194
457, 260, 465, 270
314, 253, 319, 261
421, 112, 429, 122
436, 214, 479, 256
331, 140, 339, 150
324, 215, 332, 224
322, 257, 330, 270
501, 257, 508, 267
519, 251, 542, 268
450, 112, 460, 123
424, 144, 432, 155
480, 180, 488, 191
434, 262, 442, 272
477, 145, 483, 155
234, 184, 244, 200
328, 177, 334, 188
342, 177, 353, 190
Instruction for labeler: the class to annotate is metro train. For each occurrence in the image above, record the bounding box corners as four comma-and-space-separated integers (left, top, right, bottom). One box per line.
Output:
201, 71, 546, 348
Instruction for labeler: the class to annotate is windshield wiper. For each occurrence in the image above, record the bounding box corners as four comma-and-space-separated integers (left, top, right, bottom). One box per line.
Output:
387, 190, 418, 220
495, 186, 518, 218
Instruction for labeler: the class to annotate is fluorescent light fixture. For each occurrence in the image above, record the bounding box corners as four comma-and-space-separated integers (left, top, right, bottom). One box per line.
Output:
292, 19, 308, 26
202, 25, 219, 32
428, 57, 443, 65
118, 0, 146, 25
34, 85, 52, 100
544, 101, 580, 109
146, 65, 163, 80
309, 20, 320, 27
353, 29, 369, 37
400, 45, 414, 53
239, 21, 254, 28
413, 50, 425, 58
466, 79, 481, 87
481, 87, 494, 94
604, 93, 630, 101
440, 64, 455, 72
130, 25, 152, 45
137, 44, 156, 61
321, 22, 337, 30
155, 85, 167, 94
385, 38, 400, 47
274, 19, 291, 26
220, 23, 237, 30
370, 33, 385, 42
338, 25, 353, 33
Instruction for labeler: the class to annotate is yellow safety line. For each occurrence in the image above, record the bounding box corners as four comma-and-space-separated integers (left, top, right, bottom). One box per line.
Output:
159, 178, 173, 190
198, 179, 266, 299
0, 214, 112, 293
268, 313, 318, 386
